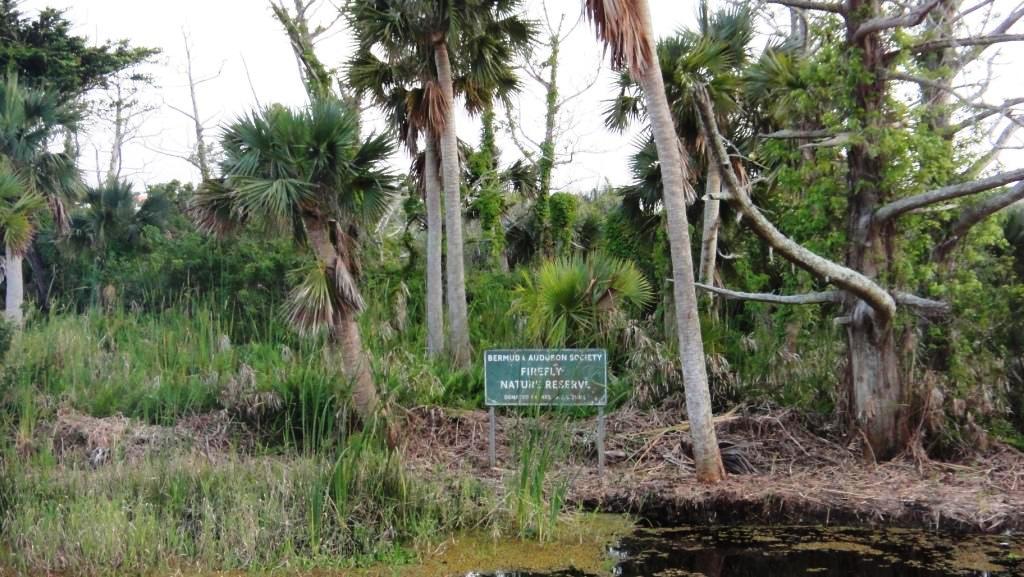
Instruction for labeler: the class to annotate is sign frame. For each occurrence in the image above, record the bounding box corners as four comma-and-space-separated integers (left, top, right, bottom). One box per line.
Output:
482, 348, 608, 475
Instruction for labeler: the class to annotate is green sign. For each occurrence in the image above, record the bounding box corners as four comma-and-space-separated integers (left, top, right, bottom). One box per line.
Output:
484, 349, 607, 406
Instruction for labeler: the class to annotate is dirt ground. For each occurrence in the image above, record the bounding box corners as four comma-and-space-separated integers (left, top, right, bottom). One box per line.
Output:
48, 404, 1024, 533
400, 406, 1024, 533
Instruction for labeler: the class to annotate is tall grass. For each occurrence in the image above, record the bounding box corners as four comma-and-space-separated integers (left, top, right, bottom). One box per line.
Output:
508, 411, 573, 541
1, 434, 496, 575
5, 305, 236, 423
1, 303, 347, 449
0, 297, 583, 575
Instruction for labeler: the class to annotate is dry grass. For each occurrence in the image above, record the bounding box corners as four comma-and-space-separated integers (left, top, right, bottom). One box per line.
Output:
48, 408, 246, 464
398, 405, 1024, 533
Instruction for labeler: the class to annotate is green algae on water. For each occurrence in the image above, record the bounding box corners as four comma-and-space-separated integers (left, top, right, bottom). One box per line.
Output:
357, 513, 635, 577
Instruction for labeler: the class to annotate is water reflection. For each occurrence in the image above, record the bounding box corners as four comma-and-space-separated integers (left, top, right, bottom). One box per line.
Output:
476, 526, 1023, 577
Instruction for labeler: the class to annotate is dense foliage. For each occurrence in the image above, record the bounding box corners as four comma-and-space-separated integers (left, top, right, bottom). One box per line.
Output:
2, 0, 1024, 572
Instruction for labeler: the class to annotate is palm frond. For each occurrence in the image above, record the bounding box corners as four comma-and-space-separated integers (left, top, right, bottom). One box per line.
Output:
603, 71, 645, 132
188, 179, 245, 237
283, 260, 336, 336
514, 252, 652, 348
584, 0, 654, 77
0, 171, 44, 255
231, 176, 316, 219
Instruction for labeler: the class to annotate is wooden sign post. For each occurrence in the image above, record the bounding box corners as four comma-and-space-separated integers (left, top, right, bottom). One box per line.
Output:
484, 349, 608, 474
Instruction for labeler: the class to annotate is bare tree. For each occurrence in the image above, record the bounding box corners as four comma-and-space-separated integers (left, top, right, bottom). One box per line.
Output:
91, 66, 158, 185
505, 2, 601, 254
161, 31, 220, 181
269, 0, 346, 102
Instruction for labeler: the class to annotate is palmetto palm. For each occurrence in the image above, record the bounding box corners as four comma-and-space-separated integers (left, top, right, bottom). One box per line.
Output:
190, 99, 398, 432
513, 252, 652, 348
584, 0, 725, 482
0, 170, 45, 325
346, 0, 534, 367
71, 179, 172, 254
0, 74, 82, 325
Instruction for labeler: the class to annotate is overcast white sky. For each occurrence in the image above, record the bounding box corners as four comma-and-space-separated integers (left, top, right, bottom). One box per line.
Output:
19, 0, 1024, 192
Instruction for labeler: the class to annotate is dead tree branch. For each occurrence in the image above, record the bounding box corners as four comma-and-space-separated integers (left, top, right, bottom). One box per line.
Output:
874, 167, 1024, 222
932, 181, 1024, 262
766, 0, 845, 13
694, 85, 897, 321
910, 32, 1024, 54
694, 283, 951, 316
759, 128, 836, 139
853, 0, 943, 41
890, 72, 1024, 130
694, 283, 842, 304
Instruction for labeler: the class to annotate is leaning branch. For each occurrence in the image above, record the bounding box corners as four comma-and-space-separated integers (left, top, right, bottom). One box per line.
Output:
694, 284, 950, 316
963, 123, 1022, 179
874, 168, 1024, 223
694, 283, 841, 304
892, 292, 951, 317
909, 33, 1024, 54
853, 0, 942, 41
765, 0, 845, 13
693, 86, 897, 321
932, 181, 1024, 263
759, 129, 836, 139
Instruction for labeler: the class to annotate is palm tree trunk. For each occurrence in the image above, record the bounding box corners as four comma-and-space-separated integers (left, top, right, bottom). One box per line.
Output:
4, 246, 24, 327
425, 137, 446, 357
334, 306, 379, 418
434, 41, 472, 367
636, 0, 725, 483
698, 160, 722, 288
303, 216, 383, 433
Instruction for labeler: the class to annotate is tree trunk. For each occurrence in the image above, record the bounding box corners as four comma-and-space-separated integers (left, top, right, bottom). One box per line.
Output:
424, 137, 445, 357
535, 32, 560, 257
844, 0, 908, 459
4, 247, 24, 327
539, 34, 559, 200
334, 306, 378, 418
921, 1, 960, 135
183, 33, 211, 181
698, 160, 722, 288
637, 0, 725, 483
847, 317, 904, 459
303, 216, 383, 436
434, 41, 472, 367
26, 244, 51, 313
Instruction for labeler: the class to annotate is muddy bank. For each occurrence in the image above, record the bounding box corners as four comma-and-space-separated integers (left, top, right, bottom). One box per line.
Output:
402, 406, 1024, 534
41, 405, 1024, 534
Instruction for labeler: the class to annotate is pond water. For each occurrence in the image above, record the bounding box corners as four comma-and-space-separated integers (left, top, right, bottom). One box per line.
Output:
473, 526, 1024, 577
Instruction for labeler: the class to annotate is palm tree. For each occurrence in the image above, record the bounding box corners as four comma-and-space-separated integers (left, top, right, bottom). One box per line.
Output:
513, 252, 652, 349
346, 0, 533, 367
0, 170, 45, 325
441, 7, 532, 364
0, 74, 82, 325
604, 2, 753, 290
347, 38, 447, 358
72, 179, 172, 254
584, 0, 725, 482
69, 179, 172, 303
189, 99, 398, 435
